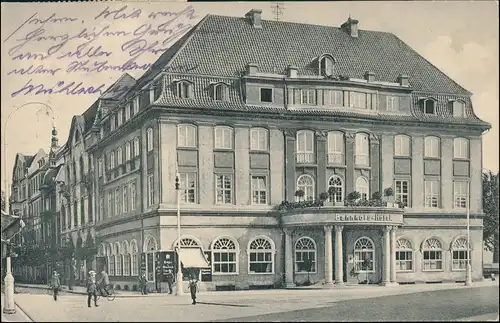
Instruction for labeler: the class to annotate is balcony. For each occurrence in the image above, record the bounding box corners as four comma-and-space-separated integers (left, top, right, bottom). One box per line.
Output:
355, 154, 370, 167
327, 152, 344, 165
295, 152, 315, 164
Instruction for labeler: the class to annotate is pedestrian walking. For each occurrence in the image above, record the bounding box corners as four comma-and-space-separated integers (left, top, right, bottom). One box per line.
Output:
188, 275, 198, 305
165, 270, 174, 294
138, 271, 148, 295
87, 270, 99, 308
50, 271, 61, 301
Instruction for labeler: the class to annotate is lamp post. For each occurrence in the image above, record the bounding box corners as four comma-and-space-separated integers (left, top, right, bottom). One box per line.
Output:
3, 103, 55, 314
175, 171, 183, 296
465, 179, 473, 286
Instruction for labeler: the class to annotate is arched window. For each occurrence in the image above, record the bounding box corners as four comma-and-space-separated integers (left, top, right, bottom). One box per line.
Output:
422, 237, 443, 271
319, 55, 335, 76
213, 83, 229, 101
450, 100, 466, 117
146, 128, 153, 152
421, 98, 437, 115
327, 131, 344, 165
130, 240, 139, 276
296, 174, 315, 201
98, 243, 106, 257
177, 124, 197, 148
394, 135, 411, 157
108, 243, 116, 276
179, 237, 201, 248
295, 237, 317, 273
424, 136, 440, 158
355, 177, 369, 201
144, 235, 158, 282
115, 242, 122, 276
211, 237, 238, 274
133, 137, 140, 157
328, 176, 343, 203
296, 130, 315, 164
451, 237, 470, 271
214, 126, 233, 149
109, 151, 115, 169
125, 142, 131, 162
355, 133, 369, 166
117, 147, 123, 165
453, 138, 469, 159
396, 238, 413, 272
122, 241, 131, 276
176, 80, 192, 99
248, 236, 275, 274
354, 237, 375, 273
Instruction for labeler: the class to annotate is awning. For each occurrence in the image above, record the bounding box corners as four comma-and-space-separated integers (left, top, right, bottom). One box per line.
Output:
179, 248, 210, 268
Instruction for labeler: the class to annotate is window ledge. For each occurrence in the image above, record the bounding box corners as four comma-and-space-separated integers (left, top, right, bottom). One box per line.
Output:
422, 269, 444, 272
451, 269, 467, 272
394, 156, 412, 159
249, 150, 269, 154
248, 272, 275, 275
212, 272, 239, 276
177, 146, 198, 151
327, 164, 347, 168
296, 271, 318, 275
214, 148, 234, 152
354, 165, 371, 170
396, 270, 415, 273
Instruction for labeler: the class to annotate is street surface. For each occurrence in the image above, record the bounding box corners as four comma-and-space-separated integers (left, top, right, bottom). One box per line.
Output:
2, 282, 499, 322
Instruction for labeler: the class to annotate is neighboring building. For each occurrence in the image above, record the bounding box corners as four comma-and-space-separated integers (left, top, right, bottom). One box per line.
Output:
9, 10, 491, 291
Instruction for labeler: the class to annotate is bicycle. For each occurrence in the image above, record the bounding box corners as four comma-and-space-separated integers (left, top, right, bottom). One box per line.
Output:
96, 284, 115, 301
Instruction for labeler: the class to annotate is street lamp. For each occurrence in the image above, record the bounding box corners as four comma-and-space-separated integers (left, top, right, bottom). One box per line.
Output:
2, 103, 55, 314
175, 170, 183, 296
465, 179, 473, 286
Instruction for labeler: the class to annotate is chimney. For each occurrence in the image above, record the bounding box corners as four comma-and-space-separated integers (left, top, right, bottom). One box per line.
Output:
245, 9, 262, 28
397, 74, 409, 87
246, 63, 258, 75
364, 71, 375, 82
341, 17, 359, 38
287, 65, 298, 78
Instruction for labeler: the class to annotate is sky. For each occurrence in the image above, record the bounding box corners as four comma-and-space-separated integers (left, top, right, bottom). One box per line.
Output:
1, 1, 499, 192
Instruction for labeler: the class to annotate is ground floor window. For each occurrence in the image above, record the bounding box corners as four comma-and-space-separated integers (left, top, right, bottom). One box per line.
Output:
353, 237, 375, 272
452, 237, 470, 271
422, 237, 443, 271
294, 237, 317, 273
146, 252, 155, 281
396, 238, 413, 271
248, 237, 274, 274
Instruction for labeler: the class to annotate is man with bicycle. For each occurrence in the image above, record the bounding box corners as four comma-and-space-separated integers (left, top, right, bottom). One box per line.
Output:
97, 267, 111, 297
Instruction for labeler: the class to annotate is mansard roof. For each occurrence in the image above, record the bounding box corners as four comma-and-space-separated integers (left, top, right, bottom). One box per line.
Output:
135, 13, 471, 96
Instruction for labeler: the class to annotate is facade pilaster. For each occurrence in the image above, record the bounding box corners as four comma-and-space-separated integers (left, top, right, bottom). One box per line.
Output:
381, 225, 391, 285
323, 225, 334, 286
334, 225, 344, 285
284, 228, 295, 288
345, 132, 356, 194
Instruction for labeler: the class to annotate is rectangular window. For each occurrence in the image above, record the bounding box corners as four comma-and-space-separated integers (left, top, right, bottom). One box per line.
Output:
424, 180, 440, 208
214, 127, 233, 149
296, 131, 315, 164
180, 173, 197, 204
454, 138, 469, 159
395, 180, 410, 207
396, 251, 413, 271
107, 191, 113, 217
250, 128, 268, 151
117, 110, 123, 127
98, 158, 103, 177
110, 115, 116, 131
424, 137, 440, 158
423, 250, 443, 271
386, 96, 400, 111
115, 188, 121, 215
300, 89, 316, 105
133, 97, 139, 115
99, 196, 104, 222
216, 174, 233, 204
177, 125, 197, 148
125, 143, 131, 161
355, 134, 370, 166
327, 132, 344, 165
324, 90, 343, 106
349, 92, 367, 109
109, 152, 115, 169
251, 176, 267, 205
394, 136, 410, 156
260, 88, 273, 103
130, 182, 136, 211
454, 181, 468, 209
133, 139, 140, 157
123, 186, 129, 213
147, 175, 154, 207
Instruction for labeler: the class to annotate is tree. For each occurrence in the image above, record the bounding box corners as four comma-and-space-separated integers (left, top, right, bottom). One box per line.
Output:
482, 170, 499, 263
1, 190, 5, 211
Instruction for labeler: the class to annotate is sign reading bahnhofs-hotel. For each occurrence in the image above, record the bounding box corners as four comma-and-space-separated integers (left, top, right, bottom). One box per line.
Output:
335, 214, 392, 222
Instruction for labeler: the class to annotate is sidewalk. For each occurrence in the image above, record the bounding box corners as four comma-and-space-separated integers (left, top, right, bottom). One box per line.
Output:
1, 293, 33, 322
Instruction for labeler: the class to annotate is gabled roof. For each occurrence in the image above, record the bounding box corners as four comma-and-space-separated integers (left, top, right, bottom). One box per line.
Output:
100, 73, 136, 101
137, 14, 471, 95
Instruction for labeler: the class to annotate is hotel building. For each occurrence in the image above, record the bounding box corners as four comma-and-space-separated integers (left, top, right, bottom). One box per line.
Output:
8, 10, 491, 291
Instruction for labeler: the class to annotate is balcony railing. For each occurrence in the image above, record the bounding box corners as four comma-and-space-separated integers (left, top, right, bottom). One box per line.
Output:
296, 152, 315, 164
327, 153, 344, 165
355, 154, 369, 167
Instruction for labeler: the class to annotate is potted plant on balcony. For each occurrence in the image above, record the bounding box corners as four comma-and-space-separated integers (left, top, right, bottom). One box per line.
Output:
371, 191, 385, 207
327, 186, 338, 206
347, 191, 361, 206
384, 187, 398, 208
295, 189, 305, 202
319, 192, 330, 206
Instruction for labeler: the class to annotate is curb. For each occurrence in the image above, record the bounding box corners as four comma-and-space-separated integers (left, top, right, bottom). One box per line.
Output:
13, 301, 34, 322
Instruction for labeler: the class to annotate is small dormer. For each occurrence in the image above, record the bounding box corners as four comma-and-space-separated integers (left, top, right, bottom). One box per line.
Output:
419, 97, 438, 115
211, 82, 230, 101
448, 99, 466, 117
318, 54, 336, 77
341, 17, 359, 38
174, 79, 194, 99
245, 9, 262, 28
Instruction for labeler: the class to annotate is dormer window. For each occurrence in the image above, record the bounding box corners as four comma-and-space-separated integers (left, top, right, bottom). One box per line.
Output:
449, 100, 466, 117
421, 98, 437, 115
212, 83, 229, 101
117, 109, 123, 127
175, 80, 193, 99
319, 55, 335, 77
